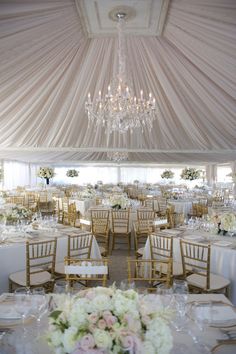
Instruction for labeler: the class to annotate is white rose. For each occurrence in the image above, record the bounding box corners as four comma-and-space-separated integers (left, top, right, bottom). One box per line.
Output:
62, 327, 78, 353
50, 330, 62, 347
143, 341, 156, 354
92, 294, 112, 312
93, 329, 113, 349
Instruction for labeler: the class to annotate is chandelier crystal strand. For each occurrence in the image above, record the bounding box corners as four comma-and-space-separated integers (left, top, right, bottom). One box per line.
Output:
85, 12, 157, 134
107, 151, 128, 162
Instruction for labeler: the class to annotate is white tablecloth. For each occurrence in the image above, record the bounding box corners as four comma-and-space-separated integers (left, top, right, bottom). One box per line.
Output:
168, 200, 196, 216
0, 226, 101, 294
69, 198, 96, 216
143, 230, 236, 305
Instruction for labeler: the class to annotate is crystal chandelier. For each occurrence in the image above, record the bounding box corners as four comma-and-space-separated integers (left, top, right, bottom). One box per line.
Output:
107, 151, 128, 162
85, 12, 157, 134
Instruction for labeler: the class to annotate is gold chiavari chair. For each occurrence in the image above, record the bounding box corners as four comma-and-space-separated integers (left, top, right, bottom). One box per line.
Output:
134, 209, 156, 257
127, 257, 172, 292
91, 209, 110, 256
64, 257, 109, 288
54, 197, 63, 223
111, 210, 131, 253
9, 238, 57, 293
149, 233, 183, 279
143, 198, 154, 210
157, 198, 167, 216
55, 232, 93, 278
134, 220, 154, 259
26, 193, 38, 212
180, 240, 230, 295
61, 198, 70, 224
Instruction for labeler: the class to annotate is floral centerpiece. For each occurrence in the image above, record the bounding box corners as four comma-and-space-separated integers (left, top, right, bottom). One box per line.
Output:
37, 167, 55, 185
180, 168, 201, 181
80, 187, 96, 199
0, 205, 32, 224
161, 170, 174, 179
110, 194, 129, 209
66, 170, 79, 178
47, 287, 173, 354
220, 213, 236, 233
133, 180, 139, 185
227, 172, 236, 182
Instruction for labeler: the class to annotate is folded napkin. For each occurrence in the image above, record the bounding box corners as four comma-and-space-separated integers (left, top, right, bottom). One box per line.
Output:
0, 303, 20, 319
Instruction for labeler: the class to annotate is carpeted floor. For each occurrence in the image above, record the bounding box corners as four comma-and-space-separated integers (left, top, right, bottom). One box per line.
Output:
107, 248, 135, 287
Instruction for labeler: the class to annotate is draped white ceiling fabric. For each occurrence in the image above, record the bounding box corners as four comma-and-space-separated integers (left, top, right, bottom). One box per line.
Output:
0, 0, 235, 164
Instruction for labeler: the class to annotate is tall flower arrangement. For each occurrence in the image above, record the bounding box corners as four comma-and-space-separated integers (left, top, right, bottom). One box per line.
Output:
227, 172, 236, 182
47, 287, 173, 354
37, 167, 55, 184
161, 170, 174, 179
66, 169, 79, 178
180, 168, 201, 181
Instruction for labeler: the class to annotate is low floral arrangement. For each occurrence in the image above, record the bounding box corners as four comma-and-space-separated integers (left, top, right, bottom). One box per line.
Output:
110, 194, 129, 209
0, 205, 32, 223
80, 188, 96, 199
37, 167, 55, 180
97, 181, 103, 185
227, 172, 236, 182
180, 168, 201, 181
220, 213, 236, 232
133, 180, 139, 185
66, 169, 79, 178
47, 287, 173, 354
161, 170, 174, 179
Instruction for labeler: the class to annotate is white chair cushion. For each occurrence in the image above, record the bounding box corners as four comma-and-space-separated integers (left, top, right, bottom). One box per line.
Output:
155, 261, 183, 276
137, 247, 144, 255
99, 246, 106, 255
187, 273, 230, 291
9, 268, 52, 286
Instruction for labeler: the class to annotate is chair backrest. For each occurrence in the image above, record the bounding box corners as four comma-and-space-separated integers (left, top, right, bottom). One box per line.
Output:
91, 209, 110, 235
64, 258, 108, 287
180, 240, 210, 290
149, 233, 173, 260
111, 210, 130, 233
68, 232, 93, 259
137, 209, 155, 221
26, 238, 57, 288
62, 198, 69, 213
127, 257, 172, 291
143, 199, 154, 210
158, 198, 167, 212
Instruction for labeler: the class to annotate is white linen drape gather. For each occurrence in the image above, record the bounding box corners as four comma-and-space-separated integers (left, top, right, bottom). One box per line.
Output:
0, 0, 235, 164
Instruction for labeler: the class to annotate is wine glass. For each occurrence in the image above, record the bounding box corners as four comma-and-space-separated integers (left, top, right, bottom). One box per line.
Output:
119, 279, 136, 291
172, 280, 189, 332
14, 288, 32, 335
31, 287, 48, 336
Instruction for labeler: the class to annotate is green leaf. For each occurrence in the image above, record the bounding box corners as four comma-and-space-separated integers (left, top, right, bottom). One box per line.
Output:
49, 310, 62, 320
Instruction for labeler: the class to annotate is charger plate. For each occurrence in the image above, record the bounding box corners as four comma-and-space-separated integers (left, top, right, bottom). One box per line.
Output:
188, 301, 236, 328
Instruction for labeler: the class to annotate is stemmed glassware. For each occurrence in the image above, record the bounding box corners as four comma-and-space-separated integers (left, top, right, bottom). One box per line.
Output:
171, 280, 189, 332
31, 287, 48, 336
14, 287, 32, 335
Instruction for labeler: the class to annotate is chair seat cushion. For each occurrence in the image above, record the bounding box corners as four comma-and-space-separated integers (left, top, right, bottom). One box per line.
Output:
137, 247, 145, 256
187, 273, 230, 291
9, 268, 52, 286
155, 261, 183, 276
99, 246, 106, 255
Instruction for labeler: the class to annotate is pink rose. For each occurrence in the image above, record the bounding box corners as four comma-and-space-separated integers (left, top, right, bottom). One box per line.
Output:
103, 310, 112, 317
104, 315, 117, 328
98, 319, 106, 330
121, 335, 135, 351
88, 313, 98, 324
79, 334, 95, 351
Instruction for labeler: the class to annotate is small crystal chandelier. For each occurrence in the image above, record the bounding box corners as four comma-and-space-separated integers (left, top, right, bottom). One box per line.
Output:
107, 151, 128, 162
85, 12, 157, 134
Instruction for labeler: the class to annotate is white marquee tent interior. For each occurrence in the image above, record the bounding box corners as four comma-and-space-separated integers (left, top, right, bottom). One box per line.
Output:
0, 0, 235, 185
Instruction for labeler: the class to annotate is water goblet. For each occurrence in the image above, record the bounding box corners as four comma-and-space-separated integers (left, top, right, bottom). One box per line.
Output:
14, 288, 32, 335
31, 287, 48, 336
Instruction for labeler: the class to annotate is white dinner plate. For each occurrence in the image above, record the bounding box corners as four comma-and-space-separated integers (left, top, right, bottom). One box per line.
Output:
213, 241, 232, 247
188, 302, 236, 328
183, 235, 203, 241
